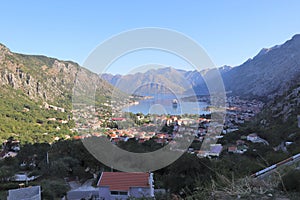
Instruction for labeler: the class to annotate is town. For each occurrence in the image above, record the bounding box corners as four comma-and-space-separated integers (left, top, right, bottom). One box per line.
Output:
72, 95, 266, 158
1, 95, 269, 199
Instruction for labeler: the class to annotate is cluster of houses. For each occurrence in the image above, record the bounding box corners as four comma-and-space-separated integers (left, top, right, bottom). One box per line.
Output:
195, 132, 270, 157
72, 105, 109, 132
224, 96, 264, 129
72, 98, 263, 158
228, 139, 248, 154
193, 97, 265, 157
226, 133, 270, 155
68, 96, 266, 159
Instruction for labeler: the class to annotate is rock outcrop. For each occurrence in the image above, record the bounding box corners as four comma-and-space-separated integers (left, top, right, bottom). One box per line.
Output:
0, 43, 114, 105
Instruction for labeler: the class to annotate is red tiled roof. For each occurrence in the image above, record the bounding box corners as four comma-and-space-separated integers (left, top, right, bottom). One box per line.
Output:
112, 118, 125, 121
97, 172, 149, 191
228, 146, 237, 152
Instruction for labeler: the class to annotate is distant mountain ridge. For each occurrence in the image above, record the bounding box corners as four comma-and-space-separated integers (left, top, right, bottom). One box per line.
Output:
102, 65, 232, 96
103, 34, 300, 101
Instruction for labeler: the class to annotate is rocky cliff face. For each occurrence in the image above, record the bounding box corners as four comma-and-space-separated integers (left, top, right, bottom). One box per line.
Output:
223, 34, 300, 100
0, 43, 114, 106
268, 84, 300, 122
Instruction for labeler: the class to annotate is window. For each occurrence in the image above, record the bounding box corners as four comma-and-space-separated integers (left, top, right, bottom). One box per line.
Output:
110, 191, 118, 195
110, 191, 128, 195
119, 191, 128, 195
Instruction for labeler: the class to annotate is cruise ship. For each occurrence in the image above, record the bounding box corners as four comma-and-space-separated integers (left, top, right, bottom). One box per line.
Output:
172, 99, 178, 108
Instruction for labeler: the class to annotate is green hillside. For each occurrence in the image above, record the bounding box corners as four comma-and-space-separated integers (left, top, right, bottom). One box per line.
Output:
0, 85, 73, 144
0, 43, 124, 144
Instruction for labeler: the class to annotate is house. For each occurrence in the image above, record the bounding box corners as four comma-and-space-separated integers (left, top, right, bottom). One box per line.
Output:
247, 133, 269, 145
67, 186, 99, 200
286, 141, 293, 146
97, 172, 154, 200
222, 128, 239, 134
228, 145, 248, 154
154, 138, 168, 144
197, 144, 223, 157
247, 133, 258, 142
236, 140, 245, 146
7, 186, 41, 200
209, 144, 223, 157
1, 151, 18, 159
111, 118, 126, 122
13, 172, 39, 182
228, 146, 237, 153
111, 138, 121, 144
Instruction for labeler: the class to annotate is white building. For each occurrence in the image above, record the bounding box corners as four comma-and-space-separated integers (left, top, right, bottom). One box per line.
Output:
8, 186, 41, 200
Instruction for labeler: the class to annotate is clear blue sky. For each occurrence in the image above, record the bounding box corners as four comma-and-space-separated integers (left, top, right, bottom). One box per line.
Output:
1, 1, 300, 74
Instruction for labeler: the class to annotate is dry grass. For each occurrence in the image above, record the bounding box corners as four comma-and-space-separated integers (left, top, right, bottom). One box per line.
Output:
181, 172, 298, 200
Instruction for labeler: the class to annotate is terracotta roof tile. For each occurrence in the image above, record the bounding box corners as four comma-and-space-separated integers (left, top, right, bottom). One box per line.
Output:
98, 172, 149, 191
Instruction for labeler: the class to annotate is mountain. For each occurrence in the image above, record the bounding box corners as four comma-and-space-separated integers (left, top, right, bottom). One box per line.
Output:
0, 43, 116, 104
103, 34, 300, 101
102, 67, 192, 95
266, 79, 300, 122
223, 34, 300, 99
101, 73, 123, 87
243, 78, 300, 148
102, 66, 232, 96
185, 65, 232, 95
0, 43, 118, 143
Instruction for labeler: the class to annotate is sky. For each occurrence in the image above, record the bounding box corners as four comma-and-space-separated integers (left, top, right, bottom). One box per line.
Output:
1, 1, 300, 74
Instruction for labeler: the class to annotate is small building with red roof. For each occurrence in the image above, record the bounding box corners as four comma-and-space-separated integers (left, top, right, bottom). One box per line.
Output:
111, 117, 126, 122
97, 172, 154, 200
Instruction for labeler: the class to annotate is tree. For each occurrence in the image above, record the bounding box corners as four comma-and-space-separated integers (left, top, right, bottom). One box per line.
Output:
0, 165, 15, 182
41, 179, 69, 199
281, 169, 300, 192
161, 153, 212, 194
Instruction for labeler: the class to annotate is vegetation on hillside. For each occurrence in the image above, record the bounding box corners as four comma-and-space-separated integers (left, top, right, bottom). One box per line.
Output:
0, 86, 74, 144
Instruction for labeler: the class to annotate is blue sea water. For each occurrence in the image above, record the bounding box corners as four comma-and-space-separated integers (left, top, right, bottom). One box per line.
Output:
122, 94, 209, 115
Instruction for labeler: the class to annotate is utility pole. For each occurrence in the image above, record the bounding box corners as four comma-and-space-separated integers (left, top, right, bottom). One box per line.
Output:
46, 151, 49, 165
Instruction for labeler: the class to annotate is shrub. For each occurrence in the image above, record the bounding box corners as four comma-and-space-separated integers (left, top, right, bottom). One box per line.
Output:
281, 169, 300, 192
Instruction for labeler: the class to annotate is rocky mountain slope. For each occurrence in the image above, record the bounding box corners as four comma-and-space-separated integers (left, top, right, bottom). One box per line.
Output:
0, 43, 120, 143
269, 84, 300, 122
223, 34, 300, 100
0, 43, 114, 106
249, 81, 300, 146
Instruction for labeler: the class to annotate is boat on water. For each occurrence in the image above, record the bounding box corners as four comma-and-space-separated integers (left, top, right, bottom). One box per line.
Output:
172, 99, 178, 108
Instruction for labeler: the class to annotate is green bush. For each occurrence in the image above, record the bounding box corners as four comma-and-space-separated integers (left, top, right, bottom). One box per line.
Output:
41, 179, 69, 199
0, 182, 20, 190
